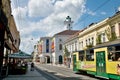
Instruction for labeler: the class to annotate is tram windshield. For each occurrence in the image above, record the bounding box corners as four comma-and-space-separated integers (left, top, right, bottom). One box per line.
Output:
108, 46, 120, 61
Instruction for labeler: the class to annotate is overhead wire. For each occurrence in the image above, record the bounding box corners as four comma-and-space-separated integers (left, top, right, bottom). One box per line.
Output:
76, 0, 111, 28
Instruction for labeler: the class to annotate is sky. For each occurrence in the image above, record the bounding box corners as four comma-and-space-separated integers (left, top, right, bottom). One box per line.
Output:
10, 0, 120, 54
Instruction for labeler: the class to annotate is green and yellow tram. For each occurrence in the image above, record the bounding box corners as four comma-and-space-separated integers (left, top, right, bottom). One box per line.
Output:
73, 40, 120, 80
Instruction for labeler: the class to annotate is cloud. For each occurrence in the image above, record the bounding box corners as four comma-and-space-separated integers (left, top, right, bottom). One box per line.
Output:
118, 6, 120, 11
28, 0, 54, 17
11, 0, 29, 9
18, 0, 86, 36
86, 9, 96, 16
12, 6, 28, 30
11, 0, 86, 53
101, 12, 106, 15
20, 35, 39, 54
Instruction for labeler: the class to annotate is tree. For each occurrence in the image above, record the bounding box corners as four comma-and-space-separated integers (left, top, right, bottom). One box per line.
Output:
63, 46, 70, 67
64, 46, 70, 57
96, 32, 101, 44
105, 26, 117, 41
105, 27, 111, 41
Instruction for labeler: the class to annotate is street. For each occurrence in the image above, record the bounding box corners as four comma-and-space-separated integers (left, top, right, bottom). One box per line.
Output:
35, 63, 101, 80
4, 63, 107, 80
1, 1, 120, 80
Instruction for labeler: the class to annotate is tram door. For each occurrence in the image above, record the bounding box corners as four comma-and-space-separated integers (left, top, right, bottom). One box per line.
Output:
73, 55, 77, 71
96, 51, 106, 76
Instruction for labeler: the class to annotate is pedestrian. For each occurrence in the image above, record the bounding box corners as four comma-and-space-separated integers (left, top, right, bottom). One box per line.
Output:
30, 62, 34, 71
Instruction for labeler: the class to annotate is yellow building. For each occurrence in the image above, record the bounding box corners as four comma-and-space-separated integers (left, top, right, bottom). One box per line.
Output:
64, 11, 120, 71
69, 11, 120, 79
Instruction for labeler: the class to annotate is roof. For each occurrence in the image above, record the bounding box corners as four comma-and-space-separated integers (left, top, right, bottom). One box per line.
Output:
40, 37, 52, 39
54, 30, 79, 36
64, 30, 83, 43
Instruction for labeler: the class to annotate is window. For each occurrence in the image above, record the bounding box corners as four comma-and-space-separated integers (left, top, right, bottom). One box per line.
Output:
79, 41, 83, 49
88, 38, 90, 45
99, 33, 106, 43
86, 40, 87, 45
102, 33, 106, 42
15, 39, 17, 44
46, 39, 49, 53
91, 37, 94, 45
108, 46, 120, 61
81, 41, 83, 48
79, 42, 81, 49
46, 45, 49, 53
75, 41, 77, 51
46, 49, 49, 53
71, 43, 74, 51
59, 39, 62, 42
118, 23, 120, 36
86, 49, 94, 61
46, 39, 49, 44
59, 44, 62, 50
111, 26, 115, 32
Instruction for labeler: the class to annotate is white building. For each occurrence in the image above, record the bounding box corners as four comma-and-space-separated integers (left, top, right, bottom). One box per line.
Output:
64, 30, 81, 67
51, 30, 79, 64
38, 37, 52, 63
32, 45, 38, 62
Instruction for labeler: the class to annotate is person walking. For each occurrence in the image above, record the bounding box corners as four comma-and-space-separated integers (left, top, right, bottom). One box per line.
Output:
30, 62, 34, 71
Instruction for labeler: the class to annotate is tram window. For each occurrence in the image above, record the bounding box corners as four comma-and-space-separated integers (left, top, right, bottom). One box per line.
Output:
116, 52, 120, 61
116, 46, 120, 51
108, 52, 120, 61
79, 51, 84, 61
79, 56, 84, 61
86, 50, 94, 61
108, 46, 120, 61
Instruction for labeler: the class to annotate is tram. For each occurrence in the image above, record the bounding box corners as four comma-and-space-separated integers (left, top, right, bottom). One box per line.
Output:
73, 39, 120, 80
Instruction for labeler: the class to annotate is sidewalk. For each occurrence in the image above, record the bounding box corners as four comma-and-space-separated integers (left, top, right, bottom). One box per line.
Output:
3, 65, 47, 80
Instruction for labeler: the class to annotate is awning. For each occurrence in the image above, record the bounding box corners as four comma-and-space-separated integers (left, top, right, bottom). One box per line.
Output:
8, 51, 31, 59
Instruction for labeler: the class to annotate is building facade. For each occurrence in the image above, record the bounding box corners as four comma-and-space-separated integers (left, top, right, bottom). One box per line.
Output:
51, 30, 79, 64
38, 37, 52, 63
64, 30, 82, 67
0, 0, 20, 77
64, 11, 120, 68
32, 45, 38, 62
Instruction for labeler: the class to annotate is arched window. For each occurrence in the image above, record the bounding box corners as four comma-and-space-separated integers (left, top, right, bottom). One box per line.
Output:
59, 55, 63, 64
59, 44, 62, 50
